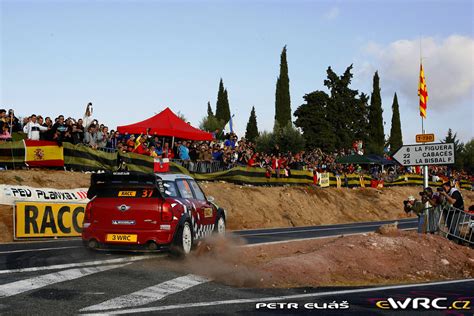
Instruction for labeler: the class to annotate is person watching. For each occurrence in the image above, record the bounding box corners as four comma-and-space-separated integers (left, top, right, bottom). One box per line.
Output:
23, 114, 48, 140
84, 124, 100, 149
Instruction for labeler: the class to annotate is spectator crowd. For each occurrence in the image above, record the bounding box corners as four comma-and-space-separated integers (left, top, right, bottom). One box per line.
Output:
0, 107, 472, 184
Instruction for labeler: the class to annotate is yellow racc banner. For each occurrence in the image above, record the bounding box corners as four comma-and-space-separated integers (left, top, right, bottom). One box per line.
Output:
15, 202, 85, 238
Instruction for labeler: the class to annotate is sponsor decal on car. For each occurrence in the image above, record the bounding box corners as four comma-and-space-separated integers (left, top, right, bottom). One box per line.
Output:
112, 220, 136, 225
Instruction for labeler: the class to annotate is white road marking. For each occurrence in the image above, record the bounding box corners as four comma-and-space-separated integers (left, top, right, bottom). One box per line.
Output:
0, 255, 159, 275
84, 278, 474, 314
242, 228, 416, 247
80, 274, 208, 312
0, 246, 82, 254
0, 263, 130, 298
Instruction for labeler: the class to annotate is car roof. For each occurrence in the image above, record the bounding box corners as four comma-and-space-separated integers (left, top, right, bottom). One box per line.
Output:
155, 173, 194, 182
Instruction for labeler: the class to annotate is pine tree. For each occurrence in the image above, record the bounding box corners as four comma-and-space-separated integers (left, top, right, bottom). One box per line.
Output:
207, 101, 214, 117
443, 129, 465, 170
245, 106, 259, 142
274, 45, 291, 129
294, 65, 369, 152
215, 79, 230, 123
389, 93, 403, 153
367, 71, 385, 155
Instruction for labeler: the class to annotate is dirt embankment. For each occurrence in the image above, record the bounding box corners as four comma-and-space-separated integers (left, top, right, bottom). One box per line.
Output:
201, 182, 474, 230
175, 227, 474, 288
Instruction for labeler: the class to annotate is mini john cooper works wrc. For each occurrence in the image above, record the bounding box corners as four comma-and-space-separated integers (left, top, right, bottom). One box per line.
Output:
82, 172, 226, 255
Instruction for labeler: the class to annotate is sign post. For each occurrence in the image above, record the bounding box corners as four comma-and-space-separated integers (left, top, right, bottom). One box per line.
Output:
391, 143, 455, 167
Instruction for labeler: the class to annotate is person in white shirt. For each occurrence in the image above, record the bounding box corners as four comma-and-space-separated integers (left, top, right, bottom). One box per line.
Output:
23, 114, 48, 140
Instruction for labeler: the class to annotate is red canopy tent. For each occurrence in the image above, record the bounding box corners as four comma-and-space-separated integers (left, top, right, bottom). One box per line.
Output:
117, 107, 213, 141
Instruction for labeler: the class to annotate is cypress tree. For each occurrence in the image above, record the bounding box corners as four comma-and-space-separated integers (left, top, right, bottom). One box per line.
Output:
215, 79, 230, 123
207, 101, 214, 117
245, 106, 259, 142
274, 45, 291, 129
216, 78, 227, 122
367, 71, 385, 155
223, 89, 230, 122
389, 93, 403, 153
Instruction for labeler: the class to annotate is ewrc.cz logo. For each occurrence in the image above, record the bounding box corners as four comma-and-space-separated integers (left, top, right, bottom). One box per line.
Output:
375, 298, 471, 310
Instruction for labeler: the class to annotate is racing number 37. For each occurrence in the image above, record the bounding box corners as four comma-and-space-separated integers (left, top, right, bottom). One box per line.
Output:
141, 190, 153, 198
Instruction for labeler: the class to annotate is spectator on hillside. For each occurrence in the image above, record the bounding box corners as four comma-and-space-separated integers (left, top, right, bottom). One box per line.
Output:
23, 114, 48, 140
0, 109, 6, 124
133, 137, 149, 155
72, 120, 85, 144
51, 115, 68, 142
41, 117, 54, 140
108, 130, 119, 149
0, 121, 12, 141
179, 141, 191, 161
84, 124, 100, 149
7, 110, 21, 132
97, 126, 108, 148
162, 142, 174, 159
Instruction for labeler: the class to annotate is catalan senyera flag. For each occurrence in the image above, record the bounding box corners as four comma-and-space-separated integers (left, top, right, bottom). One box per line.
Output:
24, 140, 64, 167
418, 63, 428, 118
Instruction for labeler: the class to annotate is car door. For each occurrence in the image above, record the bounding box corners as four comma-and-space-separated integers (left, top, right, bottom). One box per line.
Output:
187, 179, 215, 238
175, 179, 200, 238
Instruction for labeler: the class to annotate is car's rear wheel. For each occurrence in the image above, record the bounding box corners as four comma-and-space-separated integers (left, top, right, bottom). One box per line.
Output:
172, 221, 193, 256
86, 239, 99, 250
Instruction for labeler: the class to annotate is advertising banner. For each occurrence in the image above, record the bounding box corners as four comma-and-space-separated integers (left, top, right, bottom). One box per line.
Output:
0, 185, 89, 206
319, 173, 330, 188
14, 202, 86, 238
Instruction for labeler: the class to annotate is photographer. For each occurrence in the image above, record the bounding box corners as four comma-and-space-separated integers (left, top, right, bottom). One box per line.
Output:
439, 181, 464, 241
419, 187, 442, 207
439, 181, 464, 210
404, 196, 425, 233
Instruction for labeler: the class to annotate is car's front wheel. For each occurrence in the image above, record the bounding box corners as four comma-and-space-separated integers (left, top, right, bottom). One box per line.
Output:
215, 214, 226, 235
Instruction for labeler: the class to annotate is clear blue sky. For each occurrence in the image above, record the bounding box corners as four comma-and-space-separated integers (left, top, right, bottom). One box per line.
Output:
1, 0, 473, 143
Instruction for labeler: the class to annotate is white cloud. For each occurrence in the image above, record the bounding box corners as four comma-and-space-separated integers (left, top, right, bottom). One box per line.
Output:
324, 7, 340, 20
363, 35, 474, 111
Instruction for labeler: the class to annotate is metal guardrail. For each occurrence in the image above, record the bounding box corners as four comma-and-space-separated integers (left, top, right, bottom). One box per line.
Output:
437, 205, 473, 245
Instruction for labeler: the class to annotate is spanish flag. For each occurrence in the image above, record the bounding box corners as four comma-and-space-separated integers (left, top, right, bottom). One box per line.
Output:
24, 140, 64, 167
418, 63, 428, 118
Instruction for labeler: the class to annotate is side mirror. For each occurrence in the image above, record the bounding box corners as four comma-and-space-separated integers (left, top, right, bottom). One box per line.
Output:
207, 196, 215, 203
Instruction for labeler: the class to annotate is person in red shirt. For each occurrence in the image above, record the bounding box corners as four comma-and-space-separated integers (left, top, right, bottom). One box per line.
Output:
162, 142, 174, 159
248, 154, 259, 167
133, 141, 149, 155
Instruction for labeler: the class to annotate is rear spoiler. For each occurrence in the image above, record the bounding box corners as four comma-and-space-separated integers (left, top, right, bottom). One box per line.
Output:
88, 172, 165, 199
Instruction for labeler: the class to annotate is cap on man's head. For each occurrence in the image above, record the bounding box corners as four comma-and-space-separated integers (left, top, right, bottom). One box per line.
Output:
408, 196, 415, 201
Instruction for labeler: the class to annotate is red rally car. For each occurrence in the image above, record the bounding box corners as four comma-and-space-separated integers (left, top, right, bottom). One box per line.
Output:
82, 172, 226, 255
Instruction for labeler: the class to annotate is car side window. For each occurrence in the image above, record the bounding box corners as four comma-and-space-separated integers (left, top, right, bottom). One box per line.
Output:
163, 181, 179, 197
176, 180, 194, 199
188, 180, 206, 201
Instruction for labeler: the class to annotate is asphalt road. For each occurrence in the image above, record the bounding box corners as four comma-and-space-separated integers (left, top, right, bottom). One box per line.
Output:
1, 218, 472, 316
